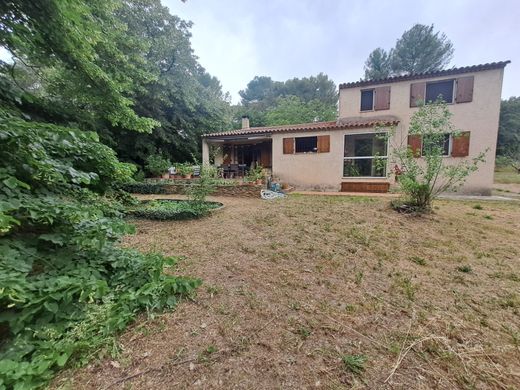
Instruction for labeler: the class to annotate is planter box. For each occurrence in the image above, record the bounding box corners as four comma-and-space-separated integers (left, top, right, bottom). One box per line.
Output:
341, 182, 390, 193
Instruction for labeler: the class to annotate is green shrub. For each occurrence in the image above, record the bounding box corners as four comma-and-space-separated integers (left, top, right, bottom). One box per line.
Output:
145, 155, 171, 177
121, 182, 169, 194
388, 100, 486, 213
0, 116, 200, 389
245, 165, 264, 182
128, 200, 220, 220
185, 165, 217, 204
176, 163, 194, 177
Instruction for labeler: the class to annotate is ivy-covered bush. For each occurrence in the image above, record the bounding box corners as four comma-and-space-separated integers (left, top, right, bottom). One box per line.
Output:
128, 199, 221, 220
0, 115, 200, 389
121, 182, 170, 194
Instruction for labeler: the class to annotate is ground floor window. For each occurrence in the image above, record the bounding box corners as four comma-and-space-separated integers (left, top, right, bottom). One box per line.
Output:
422, 133, 451, 156
295, 136, 318, 153
343, 133, 388, 177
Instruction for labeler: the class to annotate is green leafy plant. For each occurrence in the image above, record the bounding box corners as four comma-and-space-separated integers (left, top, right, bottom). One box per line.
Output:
128, 199, 220, 221
184, 165, 218, 204
387, 100, 486, 213
176, 163, 194, 177
145, 155, 171, 177
245, 165, 264, 182
342, 354, 367, 375
0, 116, 200, 389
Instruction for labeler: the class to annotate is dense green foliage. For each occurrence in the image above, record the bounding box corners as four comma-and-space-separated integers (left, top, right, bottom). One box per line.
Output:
145, 155, 172, 177
0, 114, 200, 388
234, 73, 337, 127
264, 96, 336, 126
128, 199, 221, 221
363, 48, 391, 80
497, 97, 520, 171
0, 0, 231, 167
0, 0, 159, 133
389, 101, 484, 212
364, 24, 454, 79
0, 1, 213, 387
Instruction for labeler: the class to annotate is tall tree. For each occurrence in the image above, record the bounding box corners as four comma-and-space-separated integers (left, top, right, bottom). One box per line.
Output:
363, 24, 454, 80
0, 0, 231, 165
239, 76, 278, 105
0, 0, 159, 132
100, 0, 232, 165
264, 96, 336, 126
498, 97, 520, 153
364, 48, 391, 80
497, 97, 520, 170
234, 73, 337, 128
390, 24, 454, 74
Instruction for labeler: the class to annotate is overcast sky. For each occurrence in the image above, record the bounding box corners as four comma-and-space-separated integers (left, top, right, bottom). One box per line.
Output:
163, 0, 519, 103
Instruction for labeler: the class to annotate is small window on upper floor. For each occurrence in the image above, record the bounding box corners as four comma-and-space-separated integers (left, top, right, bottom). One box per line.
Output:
360, 89, 374, 111
425, 80, 454, 104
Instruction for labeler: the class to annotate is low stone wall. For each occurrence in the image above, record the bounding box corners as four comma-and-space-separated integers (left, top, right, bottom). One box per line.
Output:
123, 182, 263, 198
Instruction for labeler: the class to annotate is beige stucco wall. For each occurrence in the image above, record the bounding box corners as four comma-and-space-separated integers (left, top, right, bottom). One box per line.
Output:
338, 68, 505, 195
205, 68, 504, 194
271, 127, 393, 191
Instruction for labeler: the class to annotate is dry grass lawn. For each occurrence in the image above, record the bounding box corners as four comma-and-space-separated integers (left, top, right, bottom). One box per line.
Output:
54, 194, 520, 389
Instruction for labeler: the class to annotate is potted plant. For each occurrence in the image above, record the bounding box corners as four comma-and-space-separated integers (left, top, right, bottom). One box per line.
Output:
246, 165, 264, 185
178, 164, 194, 179
145, 154, 171, 179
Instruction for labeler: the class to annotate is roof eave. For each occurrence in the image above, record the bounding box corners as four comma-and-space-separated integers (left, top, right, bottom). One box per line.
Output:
339, 60, 511, 89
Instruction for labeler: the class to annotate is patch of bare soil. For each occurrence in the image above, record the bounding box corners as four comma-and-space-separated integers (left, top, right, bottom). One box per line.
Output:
54, 195, 520, 389
494, 183, 520, 199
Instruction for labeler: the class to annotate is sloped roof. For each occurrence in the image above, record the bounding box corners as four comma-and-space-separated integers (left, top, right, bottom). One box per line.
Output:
339, 61, 510, 89
203, 117, 399, 138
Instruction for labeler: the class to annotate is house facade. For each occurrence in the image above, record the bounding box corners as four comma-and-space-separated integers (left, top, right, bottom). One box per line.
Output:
202, 61, 509, 194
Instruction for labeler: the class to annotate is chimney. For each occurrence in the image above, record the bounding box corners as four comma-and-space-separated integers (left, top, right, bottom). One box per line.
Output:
241, 115, 250, 129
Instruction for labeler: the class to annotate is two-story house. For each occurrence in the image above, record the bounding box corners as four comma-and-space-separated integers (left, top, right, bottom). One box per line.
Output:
202, 61, 509, 194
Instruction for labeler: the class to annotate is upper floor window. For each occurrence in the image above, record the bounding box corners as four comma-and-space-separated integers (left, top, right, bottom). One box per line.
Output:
425, 80, 454, 104
411, 76, 473, 107
360, 89, 374, 111
360, 86, 391, 111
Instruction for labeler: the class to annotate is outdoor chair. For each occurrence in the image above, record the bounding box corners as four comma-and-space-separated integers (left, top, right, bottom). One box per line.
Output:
220, 164, 230, 178
229, 164, 240, 178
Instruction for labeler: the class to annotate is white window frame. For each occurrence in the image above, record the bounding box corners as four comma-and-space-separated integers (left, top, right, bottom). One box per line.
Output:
343, 131, 389, 178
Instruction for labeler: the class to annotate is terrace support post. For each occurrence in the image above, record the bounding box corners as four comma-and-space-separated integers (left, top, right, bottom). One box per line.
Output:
202, 138, 210, 166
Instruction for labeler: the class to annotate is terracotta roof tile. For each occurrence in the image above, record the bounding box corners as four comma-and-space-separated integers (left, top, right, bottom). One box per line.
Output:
339, 61, 510, 89
203, 117, 399, 138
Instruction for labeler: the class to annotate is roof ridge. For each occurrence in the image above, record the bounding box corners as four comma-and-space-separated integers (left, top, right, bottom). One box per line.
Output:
339, 61, 510, 89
